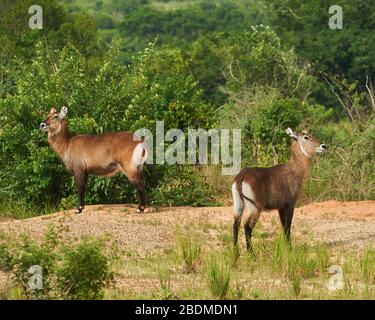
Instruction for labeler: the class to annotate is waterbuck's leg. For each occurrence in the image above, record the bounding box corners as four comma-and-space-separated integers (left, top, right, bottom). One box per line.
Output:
74, 170, 87, 214
243, 208, 260, 255
232, 182, 244, 251
135, 176, 146, 214
278, 205, 295, 242
233, 216, 241, 250
118, 164, 146, 214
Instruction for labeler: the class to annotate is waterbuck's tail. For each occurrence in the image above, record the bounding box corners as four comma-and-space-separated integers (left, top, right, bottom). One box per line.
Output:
132, 142, 148, 169
235, 175, 260, 211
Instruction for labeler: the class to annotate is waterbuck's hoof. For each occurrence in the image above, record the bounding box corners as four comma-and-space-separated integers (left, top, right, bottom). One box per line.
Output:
75, 206, 84, 214
136, 206, 145, 214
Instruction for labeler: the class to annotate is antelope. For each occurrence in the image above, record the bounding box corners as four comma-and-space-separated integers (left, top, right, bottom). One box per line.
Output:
40, 106, 148, 214
232, 127, 326, 253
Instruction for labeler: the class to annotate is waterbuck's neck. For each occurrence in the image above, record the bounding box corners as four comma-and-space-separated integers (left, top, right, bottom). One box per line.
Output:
48, 121, 72, 159
286, 141, 312, 180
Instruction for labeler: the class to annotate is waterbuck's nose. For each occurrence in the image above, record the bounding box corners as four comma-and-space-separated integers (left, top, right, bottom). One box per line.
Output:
39, 122, 47, 130
320, 144, 326, 150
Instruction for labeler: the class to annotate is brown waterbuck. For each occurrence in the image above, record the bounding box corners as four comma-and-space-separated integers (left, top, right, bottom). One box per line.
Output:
40, 106, 148, 214
232, 127, 326, 253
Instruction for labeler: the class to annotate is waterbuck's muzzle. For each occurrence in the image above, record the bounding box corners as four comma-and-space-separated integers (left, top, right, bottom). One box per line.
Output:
39, 122, 48, 131
315, 144, 326, 154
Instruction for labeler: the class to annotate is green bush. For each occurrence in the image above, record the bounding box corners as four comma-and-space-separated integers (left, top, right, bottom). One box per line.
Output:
0, 41, 216, 213
0, 227, 117, 299
218, 27, 316, 98
56, 239, 115, 300
0, 243, 13, 271
242, 98, 332, 166
149, 165, 220, 207
250, 98, 309, 144
305, 117, 375, 201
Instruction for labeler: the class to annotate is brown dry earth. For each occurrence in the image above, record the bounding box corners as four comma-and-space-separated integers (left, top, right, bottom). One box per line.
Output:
0, 200, 374, 252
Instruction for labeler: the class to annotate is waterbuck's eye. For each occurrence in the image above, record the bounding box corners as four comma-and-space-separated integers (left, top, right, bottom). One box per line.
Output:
52, 115, 59, 120
303, 135, 310, 140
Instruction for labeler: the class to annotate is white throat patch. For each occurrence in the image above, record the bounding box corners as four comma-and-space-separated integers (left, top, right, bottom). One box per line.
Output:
299, 143, 309, 157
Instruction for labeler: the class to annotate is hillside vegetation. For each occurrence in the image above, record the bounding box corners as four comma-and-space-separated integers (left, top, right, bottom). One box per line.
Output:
0, 0, 374, 218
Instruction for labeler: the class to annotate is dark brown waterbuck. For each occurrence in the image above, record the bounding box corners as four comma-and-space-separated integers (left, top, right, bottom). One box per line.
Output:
232, 127, 326, 253
40, 106, 148, 214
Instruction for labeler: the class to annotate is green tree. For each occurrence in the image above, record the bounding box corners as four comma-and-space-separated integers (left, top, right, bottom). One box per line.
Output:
266, 0, 375, 84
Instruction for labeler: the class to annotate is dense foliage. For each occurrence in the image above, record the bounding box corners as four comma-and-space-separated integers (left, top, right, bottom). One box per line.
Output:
0, 227, 117, 299
0, 0, 374, 216
0, 41, 215, 209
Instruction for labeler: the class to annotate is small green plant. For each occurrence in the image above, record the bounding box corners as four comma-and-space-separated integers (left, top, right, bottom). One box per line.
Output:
289, 273, 302, 298
314, 244, 331, 273
1, 226, 117, 300
10, 234, 57, 299
154, 268, 175, 300
0, 243, 13, 271
232, 280, 244, 299
360, 247, 375, 289
224, 245, 240, 268
270, 234, 292, 273
269, 234, 329, 279
174, 234, 202, 273
56, 239, 116, 300
206, 254, 231, 300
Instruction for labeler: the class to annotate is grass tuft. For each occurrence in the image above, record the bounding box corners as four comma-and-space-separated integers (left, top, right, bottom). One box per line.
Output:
174, 233, 202, 273
206, 254, 231, 300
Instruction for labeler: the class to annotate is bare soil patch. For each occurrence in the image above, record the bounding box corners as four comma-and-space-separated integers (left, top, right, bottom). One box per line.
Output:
1, 200, 374, 251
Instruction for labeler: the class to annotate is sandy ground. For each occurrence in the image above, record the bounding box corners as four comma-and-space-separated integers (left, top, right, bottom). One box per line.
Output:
0, 200, 375, 252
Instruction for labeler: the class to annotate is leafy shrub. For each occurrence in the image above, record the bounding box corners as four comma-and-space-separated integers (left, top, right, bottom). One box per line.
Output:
0, 227, 117, 299
250, 98, 309, 145
219, 27, 316, 99
56, 239, 115, 300
305, 117, 375, 201
118, 2, 256, 53
96, 14, 115, 29
149, 165, 220, 207
0, 243, 13, 271
244, 98, 332, 166
0, 41, 216, 212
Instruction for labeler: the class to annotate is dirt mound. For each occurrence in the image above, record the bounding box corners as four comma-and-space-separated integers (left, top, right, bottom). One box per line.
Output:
0, 201, 375, 252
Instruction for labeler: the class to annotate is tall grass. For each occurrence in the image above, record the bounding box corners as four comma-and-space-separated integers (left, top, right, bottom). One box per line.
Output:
174, 233, 202, 273
206, 254, 231, 300
0, 201, 57, 220
155, 268, 175, 300
305, 119, 375, 202
360, 247, 375, 290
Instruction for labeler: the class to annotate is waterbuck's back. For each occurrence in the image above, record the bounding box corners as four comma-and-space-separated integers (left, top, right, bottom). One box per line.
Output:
66, 131, 142, 176
236, 164, 301, 210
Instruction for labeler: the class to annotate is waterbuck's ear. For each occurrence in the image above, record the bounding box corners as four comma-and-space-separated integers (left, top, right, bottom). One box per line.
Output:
50, 107, 57, 114
286, 127, 297, 140
59, 106, 68, 119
